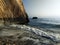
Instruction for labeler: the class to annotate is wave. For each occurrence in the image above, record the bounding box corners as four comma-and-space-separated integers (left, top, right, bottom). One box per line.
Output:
38, 21, 60, 25
29, 18, 60, 28
9, 24, 60, 42
30, 18, 60, 25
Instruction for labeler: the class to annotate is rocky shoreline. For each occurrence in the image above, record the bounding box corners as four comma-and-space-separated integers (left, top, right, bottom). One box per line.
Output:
0, 25, 59, 45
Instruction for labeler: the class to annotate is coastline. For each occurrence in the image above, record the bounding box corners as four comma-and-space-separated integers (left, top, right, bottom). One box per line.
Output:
0, 24, 60, 45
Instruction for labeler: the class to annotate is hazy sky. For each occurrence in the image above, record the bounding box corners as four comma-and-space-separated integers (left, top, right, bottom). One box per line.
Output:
23, 0, 60, 18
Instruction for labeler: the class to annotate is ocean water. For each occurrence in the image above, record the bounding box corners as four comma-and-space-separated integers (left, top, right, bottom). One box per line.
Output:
0, 18, 59, 44
0, 18, 60, 44
28, 18, 60, 31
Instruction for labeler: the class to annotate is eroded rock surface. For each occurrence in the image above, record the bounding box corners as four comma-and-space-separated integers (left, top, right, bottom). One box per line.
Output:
0, 0, 29, 24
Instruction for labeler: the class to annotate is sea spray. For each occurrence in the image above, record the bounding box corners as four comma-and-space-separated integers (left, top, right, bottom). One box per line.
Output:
9, 24, 60, 42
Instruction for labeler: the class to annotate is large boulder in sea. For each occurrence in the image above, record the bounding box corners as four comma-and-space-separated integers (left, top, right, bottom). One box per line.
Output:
0, 0, 29, 25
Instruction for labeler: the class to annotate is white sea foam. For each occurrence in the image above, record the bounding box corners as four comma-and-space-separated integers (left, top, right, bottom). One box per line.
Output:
10, 24, 60, 42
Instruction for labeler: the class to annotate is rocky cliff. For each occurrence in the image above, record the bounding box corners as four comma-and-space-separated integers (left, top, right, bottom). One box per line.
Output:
0, 0, 29, 24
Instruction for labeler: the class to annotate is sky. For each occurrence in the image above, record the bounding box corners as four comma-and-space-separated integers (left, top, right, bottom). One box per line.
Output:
23, 0, 60, 18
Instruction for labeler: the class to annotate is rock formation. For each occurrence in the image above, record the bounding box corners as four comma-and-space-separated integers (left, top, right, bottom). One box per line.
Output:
0, 0, 29, 25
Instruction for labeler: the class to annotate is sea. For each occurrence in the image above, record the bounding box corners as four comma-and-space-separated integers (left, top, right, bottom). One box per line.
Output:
0, 17, 60, 44
28, 18, 60, 31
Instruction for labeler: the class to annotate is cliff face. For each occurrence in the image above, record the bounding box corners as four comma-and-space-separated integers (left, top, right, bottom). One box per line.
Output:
0, 0, 29, 24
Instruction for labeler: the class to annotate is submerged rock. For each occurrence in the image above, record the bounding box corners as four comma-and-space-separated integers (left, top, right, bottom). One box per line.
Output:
0, 0, 29, 24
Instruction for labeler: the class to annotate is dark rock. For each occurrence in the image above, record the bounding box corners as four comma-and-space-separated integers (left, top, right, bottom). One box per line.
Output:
32, 17, 38, 19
